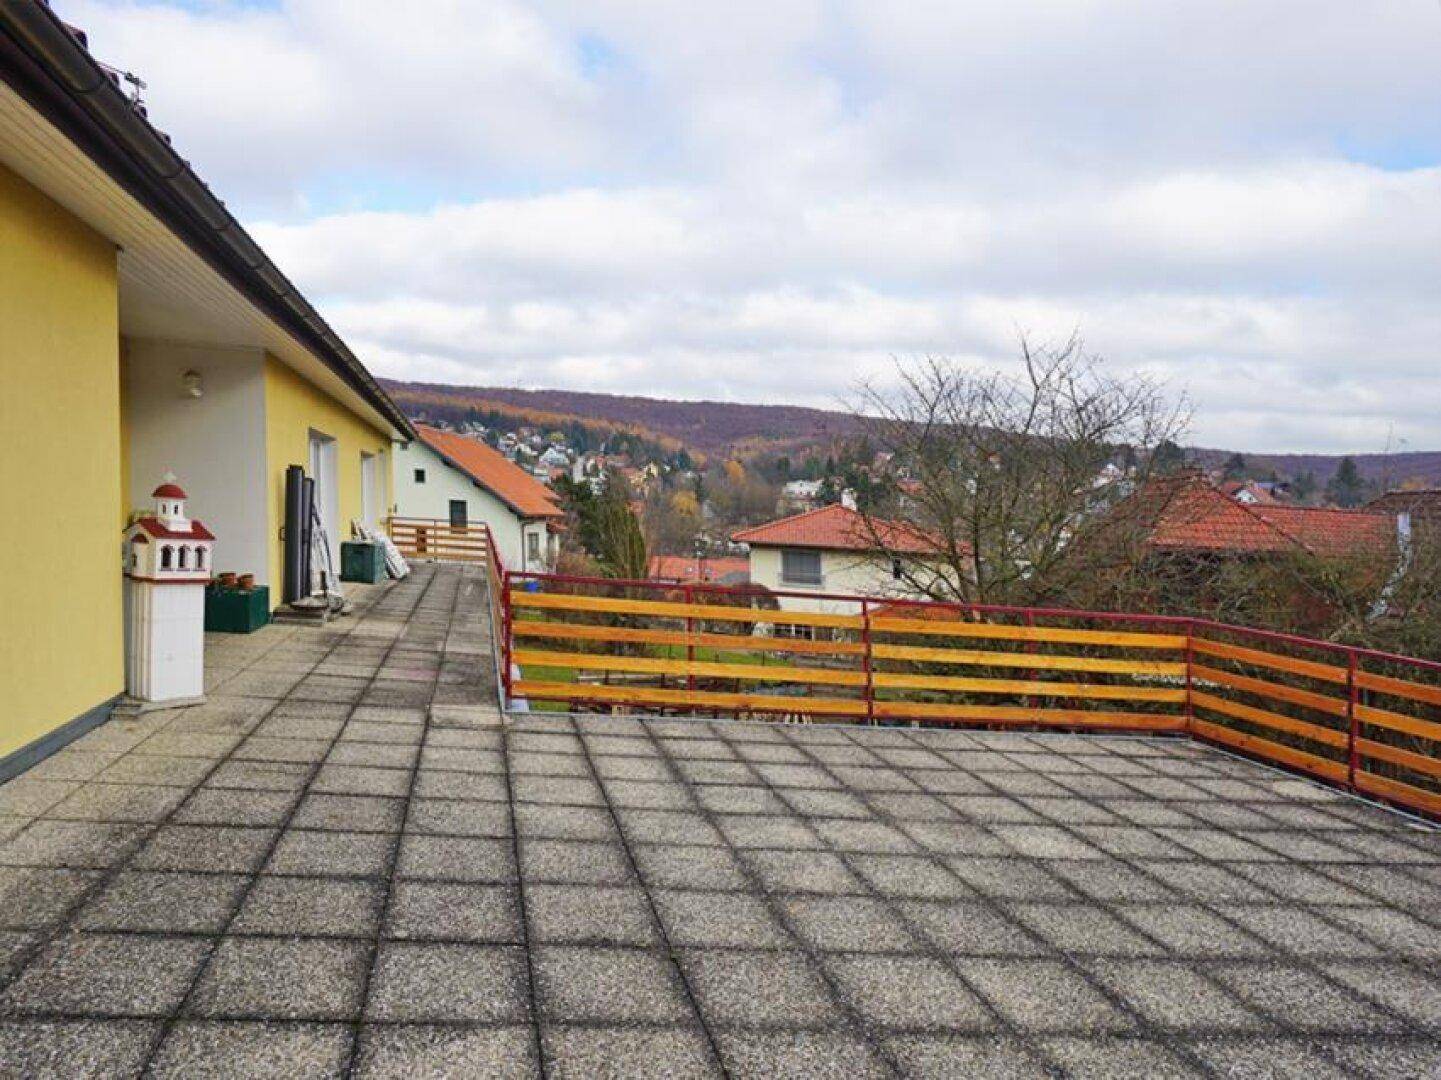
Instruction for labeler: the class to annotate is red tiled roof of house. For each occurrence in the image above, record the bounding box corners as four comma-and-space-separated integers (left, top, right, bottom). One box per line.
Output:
1143, 473, 1391, 558
647, 555, 750, 584
415, 425, 563, 519
732, 504, 939, 554
1250, 505, 1394, 558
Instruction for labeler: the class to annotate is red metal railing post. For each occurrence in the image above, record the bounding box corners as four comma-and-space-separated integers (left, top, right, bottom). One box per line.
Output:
1025, 610, 1038, 714
1184, 619, 1195, 735
500, 569, 514, 710
1346, 648, 1359, 791
684, 584, 698, 706
861, 599, 876, 726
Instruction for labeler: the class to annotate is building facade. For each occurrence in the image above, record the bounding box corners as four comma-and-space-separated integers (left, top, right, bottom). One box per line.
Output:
0, 8, 412, 775
392, 426, 562, 573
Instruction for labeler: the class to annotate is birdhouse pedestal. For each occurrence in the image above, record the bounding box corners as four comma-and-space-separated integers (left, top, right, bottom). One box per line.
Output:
121, 479, 215, 710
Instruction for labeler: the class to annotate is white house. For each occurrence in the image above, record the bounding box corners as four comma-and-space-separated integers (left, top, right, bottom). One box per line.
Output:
393, 425, 562, 573
733, 503, 952, 617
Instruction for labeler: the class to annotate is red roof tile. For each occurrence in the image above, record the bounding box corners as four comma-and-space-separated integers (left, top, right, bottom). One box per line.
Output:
416, 425, 562, 519
647, 555, 750, 584
732, 504, 937, 554
1143, 474, 1391, 558
132, 516, 215, 541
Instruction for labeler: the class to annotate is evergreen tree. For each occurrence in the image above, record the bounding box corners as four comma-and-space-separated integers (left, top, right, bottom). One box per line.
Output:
1326, 457, 1364, 508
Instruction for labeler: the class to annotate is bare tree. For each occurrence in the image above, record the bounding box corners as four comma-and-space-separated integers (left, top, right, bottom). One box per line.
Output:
852, 334, 1189, 606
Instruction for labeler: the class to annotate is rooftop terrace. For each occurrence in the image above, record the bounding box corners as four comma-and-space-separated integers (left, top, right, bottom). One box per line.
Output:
2, 564, 1441, 1077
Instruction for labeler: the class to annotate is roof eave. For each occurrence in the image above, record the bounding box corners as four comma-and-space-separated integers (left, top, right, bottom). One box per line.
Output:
0, 5, 415, 440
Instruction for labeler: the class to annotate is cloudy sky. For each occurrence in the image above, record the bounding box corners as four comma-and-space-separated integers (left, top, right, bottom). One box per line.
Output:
72, 0, 1441, 452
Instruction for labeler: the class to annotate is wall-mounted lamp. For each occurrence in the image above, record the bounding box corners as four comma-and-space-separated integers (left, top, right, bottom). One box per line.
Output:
182, 370, 203, 398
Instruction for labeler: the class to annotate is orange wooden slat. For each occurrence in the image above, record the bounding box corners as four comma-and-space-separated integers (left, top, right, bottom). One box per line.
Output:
513, 679, 867, 717
868, 617, 1184, 650
1189, 690, 1348, 749
1189, 664, 1348, 718
1190, 718, 1349, 783
870, 700, 1186, 729
1355, 737, 1441, 781
510, 619, 866, 657
1190, 637, 1348, 684
872, 642, 1185, 676
1354, 703, 1441, 744
871, 670, 1184, 702
510, 590, 863, 630
513, 648, 867, 689
1353, 771, 1441, 817
1354, 669, 1441, 709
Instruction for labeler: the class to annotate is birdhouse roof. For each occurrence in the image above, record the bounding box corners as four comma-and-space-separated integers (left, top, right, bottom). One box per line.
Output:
152, 482, 187, 499
131, 516, 215, 541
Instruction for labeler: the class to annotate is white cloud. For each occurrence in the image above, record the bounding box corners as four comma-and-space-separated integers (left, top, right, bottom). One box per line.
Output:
66, 0, 1441, 452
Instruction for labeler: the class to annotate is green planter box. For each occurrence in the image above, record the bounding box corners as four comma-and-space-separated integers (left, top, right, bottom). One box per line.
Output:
341, 541, 386, 583
205, 584, 270, 634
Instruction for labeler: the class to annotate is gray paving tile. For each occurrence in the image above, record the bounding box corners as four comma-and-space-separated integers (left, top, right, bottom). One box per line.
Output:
631, 843, 749, 890
1005, 902, 1164, 958
1320, 959, 1441, 1032
520, 839, 633, 885
824, 953, 995, 1031
544, 1024, 720, 1079
385, 879, 522, 943
353, 1023, 537, 1079
653, 888, 790, 948
396, 835, 515, 882
1082, 959, 1268, 1032
48, 782, 188, 824
231, 877, 384, 937
1207, 962, 1405, 1033
150, 1020, 352, 1078
407, 797, 512, 837
535, 945, 695, 1024
677, 948, 843, 1027
715, 1029, 891, 1079
265, 829, 397, 877
882, 1033, 1045, 1078
366, 942, 530, 1022
174, 788, 300, 827
1183, 1035, 1351, 1078
955, 957, 1138, 1034
0, 1019, 157, 1078
0, 933, 211, 1017
1040, 1035, 1204, 1078
782, 896, 920, 953
515, 803, 618, 841
527, 883, 659, 946
0, 866, 100, 930
75, 870, 248, 933
849, 854, 972, 900
189, 937, 369, 1019
292, 793, 407, 833
0, 821, 146, 869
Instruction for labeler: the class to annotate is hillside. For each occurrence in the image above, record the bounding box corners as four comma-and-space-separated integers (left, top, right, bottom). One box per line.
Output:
381, 378, 1441, 489
380, 380, 865, 457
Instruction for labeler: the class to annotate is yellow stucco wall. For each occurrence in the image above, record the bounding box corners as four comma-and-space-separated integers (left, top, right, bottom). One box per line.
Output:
263, 356, 392, 595
0, 165, 122, 759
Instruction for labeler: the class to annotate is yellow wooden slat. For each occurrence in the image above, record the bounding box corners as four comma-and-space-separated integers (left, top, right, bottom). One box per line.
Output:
1191, 637, 1348, 684
1354, 703, 1441, 744
872, 642, 1185, 676
1190, 690, 1349, 749
868, 617, 1184, 650
513, 648, 868, 689
510, 590, 862, 629
1355, 669, 1441, 709
871, 700, 1186, 729
871, 670, 1184, 702
513, 679, 867, 717
1191, 718, 1349, 783
1190, 664, 1348, 718
511, 619, 866, 657
1353, 771, 1441, 817
1356, 737, 1441, 781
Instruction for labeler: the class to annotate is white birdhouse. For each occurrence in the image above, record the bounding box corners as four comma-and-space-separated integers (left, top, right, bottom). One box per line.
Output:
123, 475, 215, 706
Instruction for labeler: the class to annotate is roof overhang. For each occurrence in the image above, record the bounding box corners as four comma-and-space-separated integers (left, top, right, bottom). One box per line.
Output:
0, 6, 414, 439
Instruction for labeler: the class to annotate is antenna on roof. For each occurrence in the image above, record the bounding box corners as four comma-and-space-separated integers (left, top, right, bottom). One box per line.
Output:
122, 71, 146, 107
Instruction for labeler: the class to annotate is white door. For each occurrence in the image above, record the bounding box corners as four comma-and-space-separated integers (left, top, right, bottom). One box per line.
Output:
308, 431, 340, 576
360, 452, 378, 529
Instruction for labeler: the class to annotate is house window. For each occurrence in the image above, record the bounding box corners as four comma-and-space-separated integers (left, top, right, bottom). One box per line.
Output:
527, 531, 542, 564
178, 546, 190, 570
413, 468, 426, 484
161, 546, 173, 570
449, 500, 468, 528
781, 549, 823, 586
892, 558, 904, 580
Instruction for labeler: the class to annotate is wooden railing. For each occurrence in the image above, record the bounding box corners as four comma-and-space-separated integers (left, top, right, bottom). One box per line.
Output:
498, 570, 1441, 821
387, 516, 491, 564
